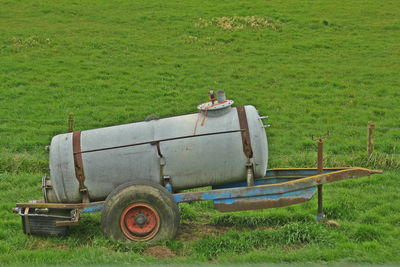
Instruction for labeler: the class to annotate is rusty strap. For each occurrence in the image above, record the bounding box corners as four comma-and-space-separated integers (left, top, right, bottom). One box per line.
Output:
236, 106, 253, 159
72, 131, 89, 203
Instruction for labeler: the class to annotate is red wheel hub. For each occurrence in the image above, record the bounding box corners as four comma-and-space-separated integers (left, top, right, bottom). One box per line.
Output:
120, 203, 160, 241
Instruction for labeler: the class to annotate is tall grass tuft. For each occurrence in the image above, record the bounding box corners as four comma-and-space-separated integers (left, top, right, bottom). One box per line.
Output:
349, 225, 384, 243
179, 203, 198, 222
278, 222, 333, 245
211, 212, 314, 228
194, 223, 334, 259
0, 151, 47, 173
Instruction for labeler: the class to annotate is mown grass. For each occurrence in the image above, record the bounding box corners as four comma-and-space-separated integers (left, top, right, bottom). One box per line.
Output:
1, 0, 399, 265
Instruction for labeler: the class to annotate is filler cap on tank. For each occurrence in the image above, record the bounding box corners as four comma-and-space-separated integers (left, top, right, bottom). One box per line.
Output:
197, 90, 234, 111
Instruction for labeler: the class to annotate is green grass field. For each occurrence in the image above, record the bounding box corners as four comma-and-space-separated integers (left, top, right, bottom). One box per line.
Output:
1, 0, 399, 265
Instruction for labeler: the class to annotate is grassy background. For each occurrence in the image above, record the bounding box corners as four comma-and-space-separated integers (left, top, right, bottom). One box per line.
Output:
0, 0, 399, 264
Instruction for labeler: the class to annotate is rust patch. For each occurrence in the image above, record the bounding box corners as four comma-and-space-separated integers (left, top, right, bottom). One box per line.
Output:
214, 197, 310, 212
72, 131, 85, 186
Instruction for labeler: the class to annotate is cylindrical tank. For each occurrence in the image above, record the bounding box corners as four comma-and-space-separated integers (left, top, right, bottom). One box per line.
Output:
45, 97, 268, 203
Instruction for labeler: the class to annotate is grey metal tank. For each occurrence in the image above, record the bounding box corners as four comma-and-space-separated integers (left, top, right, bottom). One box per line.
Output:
44, 93, 268, 203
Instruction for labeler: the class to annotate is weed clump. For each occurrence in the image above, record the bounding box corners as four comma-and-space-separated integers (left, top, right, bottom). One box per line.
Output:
184, 35, 198, 44
11, 36, 52, 50
195, 16, 280, 31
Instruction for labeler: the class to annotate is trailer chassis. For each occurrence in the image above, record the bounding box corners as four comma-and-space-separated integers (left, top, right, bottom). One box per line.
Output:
13, 167, 382, 235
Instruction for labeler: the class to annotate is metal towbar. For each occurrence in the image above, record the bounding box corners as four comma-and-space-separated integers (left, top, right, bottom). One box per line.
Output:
174, 167, 381, 202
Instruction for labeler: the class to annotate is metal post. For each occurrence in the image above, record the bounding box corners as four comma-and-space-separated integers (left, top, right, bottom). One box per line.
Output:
312, 131, 329, 222
367, 121, 375, 156
317, 139, 325, 222
68, 113, 74, 132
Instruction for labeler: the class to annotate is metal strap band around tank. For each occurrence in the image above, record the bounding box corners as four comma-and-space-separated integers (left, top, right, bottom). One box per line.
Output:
152, 141, 166, 185
72, 131, 89, 203
236, 106, 253, 159
237, 106, 255, 186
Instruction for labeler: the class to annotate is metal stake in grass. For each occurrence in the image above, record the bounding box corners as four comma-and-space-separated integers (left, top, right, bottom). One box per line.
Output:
68, 112, 74, 132
312, 131, 329, 223
367, 121, 375, 156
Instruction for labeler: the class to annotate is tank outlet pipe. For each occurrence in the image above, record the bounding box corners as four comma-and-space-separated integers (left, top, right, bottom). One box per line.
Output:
217, 90, 226, 103
258, 115, 270, 128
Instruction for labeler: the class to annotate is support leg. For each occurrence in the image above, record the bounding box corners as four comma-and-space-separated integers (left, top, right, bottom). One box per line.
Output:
317, 184, 326, 222
316, 139, 326, 222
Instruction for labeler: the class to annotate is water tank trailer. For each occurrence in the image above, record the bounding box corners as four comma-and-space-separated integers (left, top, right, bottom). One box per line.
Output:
13, 91, 382, 242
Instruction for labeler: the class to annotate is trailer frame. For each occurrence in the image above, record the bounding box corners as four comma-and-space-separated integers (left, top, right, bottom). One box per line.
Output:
13, 167, 382, 232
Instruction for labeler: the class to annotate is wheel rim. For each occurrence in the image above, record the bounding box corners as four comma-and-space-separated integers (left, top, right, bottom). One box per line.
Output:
120, 203, 160, 241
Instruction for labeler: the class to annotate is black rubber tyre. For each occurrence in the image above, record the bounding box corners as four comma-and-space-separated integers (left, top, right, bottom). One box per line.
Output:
100, 180, 180, 242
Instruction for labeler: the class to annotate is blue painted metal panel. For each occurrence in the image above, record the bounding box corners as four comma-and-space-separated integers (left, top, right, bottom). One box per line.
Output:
213, 177, 300, 190
174, 168, 371, 203
213, 187, 315, 212
174, 181, 314, 203
213, 187, 315, 205
81, 204, 104, 213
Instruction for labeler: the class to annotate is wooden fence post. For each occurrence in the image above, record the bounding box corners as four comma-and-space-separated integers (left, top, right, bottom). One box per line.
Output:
367, 121, 375, 156
68, 112, 74, 132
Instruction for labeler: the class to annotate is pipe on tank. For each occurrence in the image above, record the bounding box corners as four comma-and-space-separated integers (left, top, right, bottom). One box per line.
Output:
217, 90, 226, 103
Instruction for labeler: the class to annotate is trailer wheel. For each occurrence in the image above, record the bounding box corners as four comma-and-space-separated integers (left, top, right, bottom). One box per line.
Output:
100, 180, 180, 242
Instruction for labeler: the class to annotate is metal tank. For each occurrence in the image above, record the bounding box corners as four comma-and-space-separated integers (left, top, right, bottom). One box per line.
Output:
44, 91, 268, 203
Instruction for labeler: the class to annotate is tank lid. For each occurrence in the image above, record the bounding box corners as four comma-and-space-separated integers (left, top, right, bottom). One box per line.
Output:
197, 99, 234, 111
